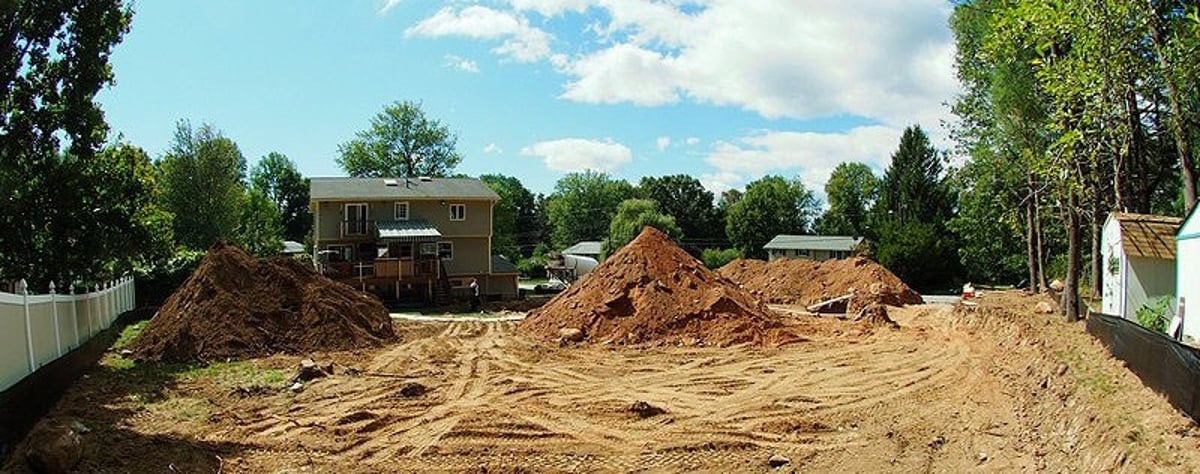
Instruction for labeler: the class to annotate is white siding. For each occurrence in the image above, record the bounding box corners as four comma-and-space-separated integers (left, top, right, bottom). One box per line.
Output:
1101, 216, 1125, 316
1178, 211, 1200, 343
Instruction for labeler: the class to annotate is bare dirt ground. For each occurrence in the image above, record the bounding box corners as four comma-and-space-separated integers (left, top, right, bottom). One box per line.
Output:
7, 291, 1200, 472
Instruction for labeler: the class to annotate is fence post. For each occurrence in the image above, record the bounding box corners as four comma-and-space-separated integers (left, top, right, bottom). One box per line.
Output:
70, 282, 79, 349
20, 279, 35, 373
50, 282, 61, 358
93, 285, 100, 333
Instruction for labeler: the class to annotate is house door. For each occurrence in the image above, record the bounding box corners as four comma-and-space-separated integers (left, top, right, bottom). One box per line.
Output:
345, 204, 368, 236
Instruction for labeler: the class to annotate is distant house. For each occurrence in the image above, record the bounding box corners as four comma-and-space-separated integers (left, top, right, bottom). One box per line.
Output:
1175, 207, 1200, 343
562, 241, 603, 260
309, 177, 517, 301
764, 235, 861, 261
1101, 212, 1182, 323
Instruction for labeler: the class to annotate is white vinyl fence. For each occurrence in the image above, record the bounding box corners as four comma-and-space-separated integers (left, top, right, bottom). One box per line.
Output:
0, 277, 135, 391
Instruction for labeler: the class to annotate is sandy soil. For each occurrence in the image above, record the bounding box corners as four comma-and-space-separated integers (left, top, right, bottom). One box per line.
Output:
6, 292, 1200, 472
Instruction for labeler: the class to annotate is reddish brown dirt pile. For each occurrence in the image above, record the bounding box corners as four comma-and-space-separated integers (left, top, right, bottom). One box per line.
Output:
131, 243, 396, 362
852, 304, 898, 329
521, 227, 793, 346
717, 257, 922, 311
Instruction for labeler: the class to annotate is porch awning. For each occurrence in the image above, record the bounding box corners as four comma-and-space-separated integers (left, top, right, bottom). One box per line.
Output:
377, 219, 442, 243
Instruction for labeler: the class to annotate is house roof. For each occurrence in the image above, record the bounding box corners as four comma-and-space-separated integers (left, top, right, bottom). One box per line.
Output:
491, 255, 519, 274
281, 241, 305, 254
1180, 205, 1200, 241
310, 177, 500, 201
763, 235, 862, 252
1112, 212, 1183, 260
377, 218, 442, 242
562, 241, 603, 256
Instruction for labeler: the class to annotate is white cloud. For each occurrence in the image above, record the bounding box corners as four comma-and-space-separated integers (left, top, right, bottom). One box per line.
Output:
520, 138, 633, 172
560, 43, 678, 105
699, 171, 742, 196
443, 54, 480, 73
379, 0, 403, 15
412, 1, 956, 131
704, 125, 900, 195
483, 143, 503, 154
510, 0, 588, 16
405, 6, 553, 62
685, 137, 699, 146
655, 136, 670, 151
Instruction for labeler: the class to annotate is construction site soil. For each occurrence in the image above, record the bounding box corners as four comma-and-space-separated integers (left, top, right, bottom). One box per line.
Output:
130, 243, 396, 362
521, 227, 795, 347
718, 257, 924, 310
8, 291, 1200, 472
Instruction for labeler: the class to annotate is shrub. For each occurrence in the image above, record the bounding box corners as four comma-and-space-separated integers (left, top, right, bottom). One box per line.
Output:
1135, 295, 1173, 333
517, 257, 548, 279
701, 248, 743, 269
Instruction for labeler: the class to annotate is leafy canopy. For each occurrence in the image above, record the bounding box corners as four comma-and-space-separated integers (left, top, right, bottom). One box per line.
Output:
546, 171, 634, 249
725, 175, 819, 258
337, 100, 462, 178
817, 162, 879, 236
250, 152, 310, 242
602, 199, 682, 257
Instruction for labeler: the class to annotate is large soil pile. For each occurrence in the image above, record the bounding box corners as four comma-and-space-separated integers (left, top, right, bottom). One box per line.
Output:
718, 256, 922, 311
131, 243, 396, 362
521, 227, 792, 346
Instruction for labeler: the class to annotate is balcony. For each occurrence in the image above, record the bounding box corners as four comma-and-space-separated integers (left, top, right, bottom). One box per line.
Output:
340, 219, 376, 238
325, 258, 440, 281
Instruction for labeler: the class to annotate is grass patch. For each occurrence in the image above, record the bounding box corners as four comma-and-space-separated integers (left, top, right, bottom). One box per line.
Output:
113, 320, 149, 350
1056, 347, 1118, 397
175, 361, 287, 386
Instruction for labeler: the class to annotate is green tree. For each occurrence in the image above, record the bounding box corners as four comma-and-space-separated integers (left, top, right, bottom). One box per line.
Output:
725, 176, 819, 258
250, 152, 310, 242
816, 163, 879, 236
158, 122, 247, 251
602, 199, 682, 256
0, 0, 135, 285
636, 175, 719, 241
337, 100, 462, 178
480, 174, 539, 258
547, 171, 634, 249
871, 125, 959, 291
234, 187, 284, 256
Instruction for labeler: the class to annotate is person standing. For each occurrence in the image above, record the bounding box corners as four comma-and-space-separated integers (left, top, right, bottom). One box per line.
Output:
469, 278, 481, 312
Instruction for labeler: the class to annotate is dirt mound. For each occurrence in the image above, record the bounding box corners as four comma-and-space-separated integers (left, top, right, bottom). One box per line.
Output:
717, 256, 922, 311
131, 243, 396, 362
521, 227, 792, 346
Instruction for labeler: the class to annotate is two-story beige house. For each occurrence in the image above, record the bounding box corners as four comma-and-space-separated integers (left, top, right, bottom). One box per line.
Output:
309, 177, 518, 302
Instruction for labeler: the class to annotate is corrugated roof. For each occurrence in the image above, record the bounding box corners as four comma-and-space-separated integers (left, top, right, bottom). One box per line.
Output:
281, 241, 305, 254
1113, 213, 1182, 260
491, 255, 519, 274
310, 177, 500, 201
763, 235, 862, 252
562, 241, 603, 255
377, 218, 442, 242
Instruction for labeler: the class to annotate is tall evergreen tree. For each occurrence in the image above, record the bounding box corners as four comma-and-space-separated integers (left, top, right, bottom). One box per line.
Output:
871, 126, 959, 291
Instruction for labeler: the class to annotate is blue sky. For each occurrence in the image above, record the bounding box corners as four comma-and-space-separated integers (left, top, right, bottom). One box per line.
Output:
99, 0, 958, 197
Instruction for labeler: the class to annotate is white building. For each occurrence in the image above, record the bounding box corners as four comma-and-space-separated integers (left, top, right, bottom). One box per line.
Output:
1101, 213, 1182, 323
1175, 207, 1200, 343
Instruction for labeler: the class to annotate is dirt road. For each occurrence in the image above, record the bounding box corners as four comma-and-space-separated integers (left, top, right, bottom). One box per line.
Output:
7, 292, 1200, 472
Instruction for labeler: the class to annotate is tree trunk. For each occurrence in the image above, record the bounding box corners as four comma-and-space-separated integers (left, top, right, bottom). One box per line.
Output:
1061, 190, 1082, 322
1146, 1, 1198, 212
1090, 193, 1103, 300
1026, 195, 1038, 291
1033, 187, 1048, 292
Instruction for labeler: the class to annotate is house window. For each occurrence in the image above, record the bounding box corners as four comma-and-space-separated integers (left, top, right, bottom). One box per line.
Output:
393, 243, 413, 259
344, 203, 368, 236
420, 242, 437, 257
394, 202, 409, 221
449, 203, 466, 221
438, 241, 454, 260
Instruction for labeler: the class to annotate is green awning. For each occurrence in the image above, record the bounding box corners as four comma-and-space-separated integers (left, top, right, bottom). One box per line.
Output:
377, 219, 441, 242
